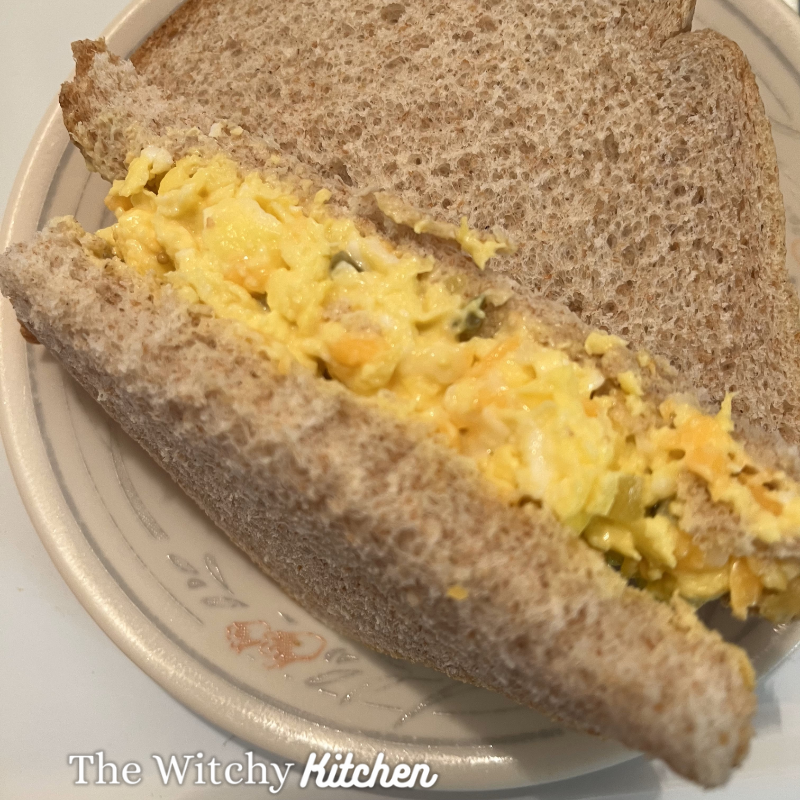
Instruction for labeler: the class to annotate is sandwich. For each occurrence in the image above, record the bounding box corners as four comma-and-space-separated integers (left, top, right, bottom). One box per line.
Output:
1, 39, 799, 789
130, 0, 800, 444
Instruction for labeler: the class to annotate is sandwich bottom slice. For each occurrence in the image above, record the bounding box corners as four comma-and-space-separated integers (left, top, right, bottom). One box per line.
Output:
4, 49, 800, 782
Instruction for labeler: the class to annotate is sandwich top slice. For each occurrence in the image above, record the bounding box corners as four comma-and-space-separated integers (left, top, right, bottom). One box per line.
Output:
130, 0, 800, 445
2, 40, 799, 787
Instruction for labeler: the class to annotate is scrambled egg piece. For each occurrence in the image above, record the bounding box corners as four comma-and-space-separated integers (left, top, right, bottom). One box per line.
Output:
446, 585, 470, 601
585, 331, 627, 356
98, 149, 800, 622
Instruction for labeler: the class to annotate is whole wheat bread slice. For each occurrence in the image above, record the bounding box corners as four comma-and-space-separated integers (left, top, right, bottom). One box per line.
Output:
6, 38, 800, 786
131, 0, 799, 444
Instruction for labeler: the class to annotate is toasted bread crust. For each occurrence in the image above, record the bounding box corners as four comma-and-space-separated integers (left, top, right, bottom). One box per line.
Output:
0, 218, 754, 786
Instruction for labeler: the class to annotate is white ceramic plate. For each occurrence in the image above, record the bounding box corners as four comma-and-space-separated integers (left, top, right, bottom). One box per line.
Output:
1, 0, 800, 791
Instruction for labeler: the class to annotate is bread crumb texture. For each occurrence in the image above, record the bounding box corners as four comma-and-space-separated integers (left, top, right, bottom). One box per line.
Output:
131, 0, 798, 445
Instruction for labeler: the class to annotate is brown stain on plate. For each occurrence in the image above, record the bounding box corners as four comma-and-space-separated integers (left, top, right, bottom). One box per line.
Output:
226, 620, 326, 669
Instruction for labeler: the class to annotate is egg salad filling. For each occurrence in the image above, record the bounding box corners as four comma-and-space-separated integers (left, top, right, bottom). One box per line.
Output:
97, 147, 800, 622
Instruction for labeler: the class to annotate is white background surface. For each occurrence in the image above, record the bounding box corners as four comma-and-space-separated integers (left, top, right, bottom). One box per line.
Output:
1, 1, 799, 798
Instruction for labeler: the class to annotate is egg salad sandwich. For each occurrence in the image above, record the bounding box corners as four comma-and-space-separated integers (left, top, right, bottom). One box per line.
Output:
130, 0, 800, 446
2, 40, 800, 788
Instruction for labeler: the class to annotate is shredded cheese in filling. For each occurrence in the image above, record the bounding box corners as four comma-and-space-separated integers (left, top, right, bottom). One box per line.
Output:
97, 149, 800, 621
